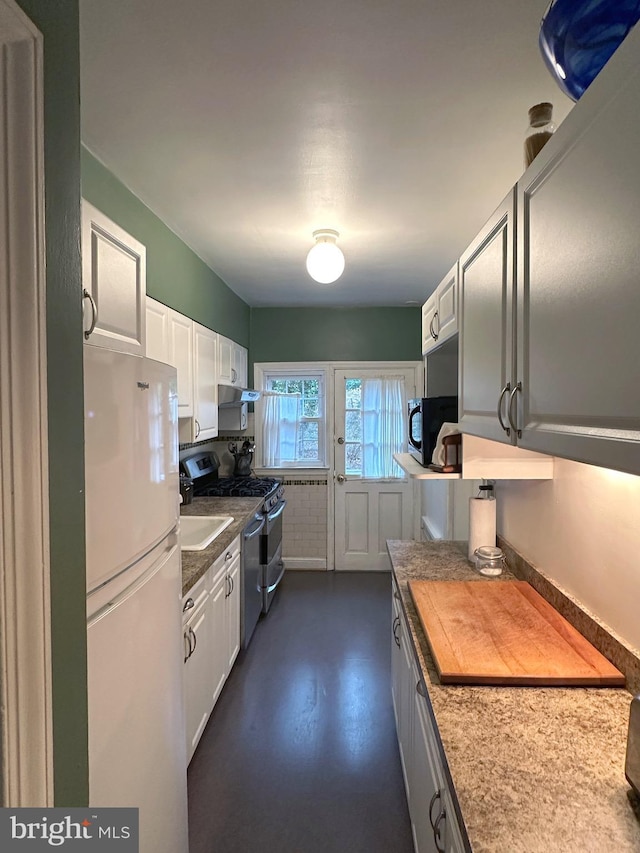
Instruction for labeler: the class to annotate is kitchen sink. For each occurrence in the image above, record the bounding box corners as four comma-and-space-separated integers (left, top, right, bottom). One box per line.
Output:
180, 515, 234, 551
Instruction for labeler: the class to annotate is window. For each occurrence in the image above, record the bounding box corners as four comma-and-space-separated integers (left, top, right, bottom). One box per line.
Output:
258, 371, 326, 467
343, 376, 405, 479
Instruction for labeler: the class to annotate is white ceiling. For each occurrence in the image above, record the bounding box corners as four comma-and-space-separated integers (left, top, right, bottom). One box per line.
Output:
79, 0, 573, 308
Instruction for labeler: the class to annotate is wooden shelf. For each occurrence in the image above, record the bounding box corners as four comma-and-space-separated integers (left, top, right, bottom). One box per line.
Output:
394, 453, 462, 480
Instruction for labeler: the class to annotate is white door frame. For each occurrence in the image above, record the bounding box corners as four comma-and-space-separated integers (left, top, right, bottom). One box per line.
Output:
332, 363, 420, 570
0, 0, 53, 806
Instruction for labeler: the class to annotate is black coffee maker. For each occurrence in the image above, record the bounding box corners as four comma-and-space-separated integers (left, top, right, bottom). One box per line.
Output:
228, 440, 255, 477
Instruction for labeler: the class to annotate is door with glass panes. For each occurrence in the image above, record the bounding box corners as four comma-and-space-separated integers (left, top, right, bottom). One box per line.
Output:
334, 369, 415, 570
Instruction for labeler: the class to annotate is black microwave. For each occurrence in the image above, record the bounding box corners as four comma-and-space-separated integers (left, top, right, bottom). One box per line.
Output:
407, 396, 458, 467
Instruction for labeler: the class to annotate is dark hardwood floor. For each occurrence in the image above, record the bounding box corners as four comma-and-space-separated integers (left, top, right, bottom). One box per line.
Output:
187, 570, 414, 853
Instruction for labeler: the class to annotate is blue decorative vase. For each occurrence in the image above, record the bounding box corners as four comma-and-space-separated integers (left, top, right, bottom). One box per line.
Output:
539, 0, 640, 101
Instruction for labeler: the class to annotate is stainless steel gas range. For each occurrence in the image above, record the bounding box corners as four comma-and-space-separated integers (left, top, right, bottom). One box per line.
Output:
181, 450, 286, 647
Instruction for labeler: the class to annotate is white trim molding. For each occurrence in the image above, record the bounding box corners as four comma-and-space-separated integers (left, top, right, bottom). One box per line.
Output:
282, 558, 327, 571
0, 1, 53, 806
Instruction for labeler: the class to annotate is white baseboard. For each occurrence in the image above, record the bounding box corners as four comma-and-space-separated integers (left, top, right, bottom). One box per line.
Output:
283, 557, 327, 571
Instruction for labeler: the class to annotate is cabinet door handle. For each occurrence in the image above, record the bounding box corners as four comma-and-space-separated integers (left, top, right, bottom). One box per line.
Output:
428, 315, 436, 341
183, 596, 195, 613
195, 419, 201, 439
416, 680, 427, 698
82, 288, 98, 340
433, 310, 440, 340
231, 367, 237, 383
508, 381, 522, 438
497, 382, 511, 436
189, 625, 197, 655
393, 590, 401, 601
392, 616, 400, 647
429, 789, 442, 830
225, 551, 233, 561
434, 806, 447, 853
230, 575, 234, 595
184, 631, 191, 663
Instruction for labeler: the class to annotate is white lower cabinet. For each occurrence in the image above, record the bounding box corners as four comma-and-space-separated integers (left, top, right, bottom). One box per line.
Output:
183, 574, 213, 763
225, 553, 241, 671
392, 589, 414, 800
183, 535, 241, 764
392, 580, 465, 853
209, 563, 228, 709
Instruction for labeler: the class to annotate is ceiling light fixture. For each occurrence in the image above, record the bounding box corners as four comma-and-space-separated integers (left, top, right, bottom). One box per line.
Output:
306, 229, 345, 284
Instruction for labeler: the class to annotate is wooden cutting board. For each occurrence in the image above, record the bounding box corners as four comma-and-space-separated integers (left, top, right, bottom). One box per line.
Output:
408, 580, 625, 686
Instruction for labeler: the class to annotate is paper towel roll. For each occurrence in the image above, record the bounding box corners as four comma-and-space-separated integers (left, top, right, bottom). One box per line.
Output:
468, 497, 497, 561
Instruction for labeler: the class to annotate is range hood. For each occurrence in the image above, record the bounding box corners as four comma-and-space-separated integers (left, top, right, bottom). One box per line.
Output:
217, 385, 261, 406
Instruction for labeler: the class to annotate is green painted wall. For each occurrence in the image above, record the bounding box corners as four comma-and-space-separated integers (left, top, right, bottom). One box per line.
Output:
250, 307, 422, 366
81, 148, 250, 347
16, 0, 88, 805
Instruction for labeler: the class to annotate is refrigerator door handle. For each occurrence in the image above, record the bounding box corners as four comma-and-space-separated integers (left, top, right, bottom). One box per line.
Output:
88, 541, 176, 626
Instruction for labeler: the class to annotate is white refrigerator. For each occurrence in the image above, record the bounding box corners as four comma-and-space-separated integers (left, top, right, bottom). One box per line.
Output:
84, 345, 188, 853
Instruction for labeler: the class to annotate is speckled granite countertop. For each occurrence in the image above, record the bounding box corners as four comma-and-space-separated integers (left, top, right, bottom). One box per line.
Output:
180, 496, 263, 597
387, 539, 640, 853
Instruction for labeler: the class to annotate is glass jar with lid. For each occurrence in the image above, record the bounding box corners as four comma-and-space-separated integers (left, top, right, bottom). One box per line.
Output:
524, 102, 556, 168
473, 545, 506, 577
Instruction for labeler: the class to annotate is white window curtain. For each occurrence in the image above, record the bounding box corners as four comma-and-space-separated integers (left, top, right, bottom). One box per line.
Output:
362, 376, 405, 479
261, 392, 300, 466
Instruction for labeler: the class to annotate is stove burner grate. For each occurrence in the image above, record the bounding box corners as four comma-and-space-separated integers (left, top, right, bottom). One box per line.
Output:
194, 476, 280, 499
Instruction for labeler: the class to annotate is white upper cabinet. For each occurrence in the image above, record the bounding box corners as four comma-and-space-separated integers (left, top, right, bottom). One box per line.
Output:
515, 31, 640, 474
82, 201, 146, 355
421, 293, 437, 356
435, 264, 458, 345
180, 322, 218, 443
217, 335, 233, 384
145, 298, 169, 363
149, 298, 248, 443
146, 298, 194, 418
458, 190, 516, 446
422, 263, 458, 356
456, 25, 640, 476
168, 311, 194, 417
234, 345, 248, 388
218, 334, 248, 387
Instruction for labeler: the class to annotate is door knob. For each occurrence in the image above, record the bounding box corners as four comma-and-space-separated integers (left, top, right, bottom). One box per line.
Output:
337, 436, 345, 444
336, 474, 346, 483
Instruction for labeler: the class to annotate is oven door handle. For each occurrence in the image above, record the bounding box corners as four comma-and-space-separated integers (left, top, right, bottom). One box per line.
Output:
244, 514, 266, 540
265, 560, 285, 594
267, 500, 286, 523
